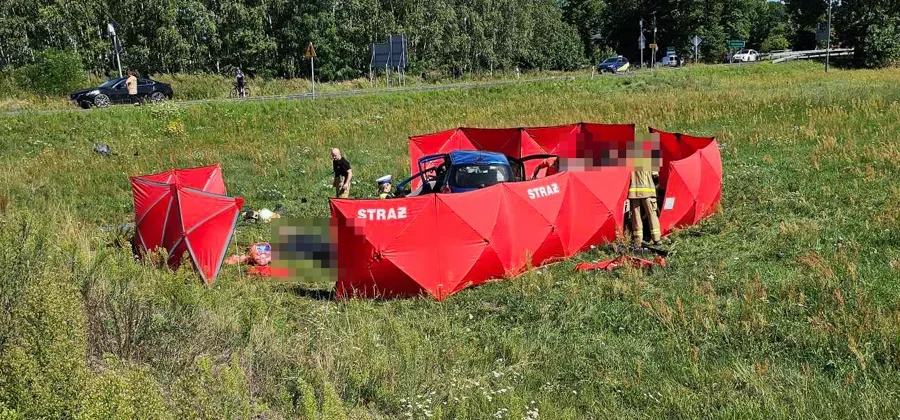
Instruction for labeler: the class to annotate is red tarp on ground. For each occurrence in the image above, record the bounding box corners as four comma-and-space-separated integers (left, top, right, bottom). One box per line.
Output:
131, 165, 243, 285
574, 255, 665, 271
331, 123, 722, 300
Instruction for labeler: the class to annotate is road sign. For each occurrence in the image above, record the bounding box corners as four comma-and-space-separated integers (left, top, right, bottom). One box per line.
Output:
691, 35, 702, 63
816, 23, 830, 41
727, 40, 745, 49
650, 43, 658, 50
667, 46, 676, 55
306, 42, 316, 97
638, 33, 646, 49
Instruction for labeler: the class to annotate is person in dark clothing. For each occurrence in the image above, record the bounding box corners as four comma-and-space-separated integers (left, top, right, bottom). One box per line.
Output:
235, 68, 246, 97
331, 148, 353, 198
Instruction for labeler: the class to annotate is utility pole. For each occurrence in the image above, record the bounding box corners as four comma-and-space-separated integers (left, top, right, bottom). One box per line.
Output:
639, 19, 644, 68
826, 0, 833, 72
652, 14, 658, 69
107, 23, 122, 77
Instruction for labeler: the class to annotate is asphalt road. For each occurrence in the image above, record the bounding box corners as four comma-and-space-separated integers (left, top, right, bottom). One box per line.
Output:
1, 72, 635, 117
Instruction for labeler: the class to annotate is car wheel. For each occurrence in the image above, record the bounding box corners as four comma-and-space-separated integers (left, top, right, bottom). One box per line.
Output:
94, 94, 110, 108
150, 91, 166, 103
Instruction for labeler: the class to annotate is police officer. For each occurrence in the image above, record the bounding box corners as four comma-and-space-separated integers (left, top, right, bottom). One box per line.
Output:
376, 175, 393, 199
629, 168, 661, 248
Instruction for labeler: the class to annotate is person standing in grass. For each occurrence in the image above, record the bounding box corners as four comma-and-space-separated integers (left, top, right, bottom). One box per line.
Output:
125, 71, 140, 106
629, 166, 661, 248
332, 148, 353, 198
235, 68, 246, 97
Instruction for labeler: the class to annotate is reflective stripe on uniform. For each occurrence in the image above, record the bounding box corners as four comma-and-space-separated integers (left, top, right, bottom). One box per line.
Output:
629, 187, 656, 193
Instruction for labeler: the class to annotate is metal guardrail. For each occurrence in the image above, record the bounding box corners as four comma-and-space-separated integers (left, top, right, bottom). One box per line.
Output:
767, 48, 854, 64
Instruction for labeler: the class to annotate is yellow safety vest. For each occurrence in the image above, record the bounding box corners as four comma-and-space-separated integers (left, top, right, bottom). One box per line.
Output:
629, 170, 656, 199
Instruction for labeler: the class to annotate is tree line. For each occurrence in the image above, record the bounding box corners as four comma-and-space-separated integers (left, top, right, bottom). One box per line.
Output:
0, 0, 897, 82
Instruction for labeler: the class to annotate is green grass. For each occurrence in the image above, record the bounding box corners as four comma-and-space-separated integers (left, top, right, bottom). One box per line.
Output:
0, 68, 585, 112
1, 61, 899, 419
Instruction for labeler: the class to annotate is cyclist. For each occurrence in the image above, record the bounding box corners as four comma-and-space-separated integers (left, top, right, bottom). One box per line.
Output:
235, 68, 246, 97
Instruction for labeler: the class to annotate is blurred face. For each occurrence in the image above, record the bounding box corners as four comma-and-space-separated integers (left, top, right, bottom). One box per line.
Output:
331, 149, 341, 161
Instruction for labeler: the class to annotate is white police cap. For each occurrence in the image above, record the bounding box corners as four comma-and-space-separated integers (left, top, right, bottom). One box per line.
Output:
376, 175, 392, 185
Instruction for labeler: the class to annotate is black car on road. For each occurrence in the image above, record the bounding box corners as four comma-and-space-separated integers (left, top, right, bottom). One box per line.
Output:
70, 77, 173, 109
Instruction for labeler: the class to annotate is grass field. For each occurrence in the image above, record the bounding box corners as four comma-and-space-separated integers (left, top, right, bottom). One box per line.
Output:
0, 68, 576, 112
1, 62, 899, 419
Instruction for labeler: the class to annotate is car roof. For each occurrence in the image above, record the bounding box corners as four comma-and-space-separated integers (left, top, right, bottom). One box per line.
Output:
448, 150, 510, 166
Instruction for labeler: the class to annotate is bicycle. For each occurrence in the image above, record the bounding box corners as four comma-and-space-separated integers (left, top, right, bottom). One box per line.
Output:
230, 83, 250, 98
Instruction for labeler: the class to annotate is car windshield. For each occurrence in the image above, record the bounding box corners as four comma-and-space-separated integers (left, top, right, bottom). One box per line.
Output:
737, 49, 750, 54
451, 164, 512, 189
601, 58, 618, 65
98, 78, 122, 88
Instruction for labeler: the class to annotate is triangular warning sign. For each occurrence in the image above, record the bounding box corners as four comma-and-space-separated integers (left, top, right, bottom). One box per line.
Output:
305, 42, 316, 58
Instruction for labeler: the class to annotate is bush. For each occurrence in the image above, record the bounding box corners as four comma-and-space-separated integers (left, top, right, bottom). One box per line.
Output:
19, 49, 87, 96
75, 357, 169, 420
858, 19, 900, 68
295, 378, 318, 420
0, 217, 88, 418
761, 34, 790, 53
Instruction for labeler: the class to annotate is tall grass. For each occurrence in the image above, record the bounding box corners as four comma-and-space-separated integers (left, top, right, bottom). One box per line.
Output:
1, 61, 899, 418
0, 67, 587, 112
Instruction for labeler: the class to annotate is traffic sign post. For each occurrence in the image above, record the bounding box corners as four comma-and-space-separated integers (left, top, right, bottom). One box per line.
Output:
305, 42, 316, 97
691, 35, 702, 63
727, 40, 744, 65
639, 33, 646, 68
650, 43, 658, 71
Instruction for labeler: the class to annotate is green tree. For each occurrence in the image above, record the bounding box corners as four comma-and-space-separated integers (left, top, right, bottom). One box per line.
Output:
835, 0, 900, 67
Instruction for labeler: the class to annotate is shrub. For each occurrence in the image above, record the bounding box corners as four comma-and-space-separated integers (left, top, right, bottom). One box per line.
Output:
858, 19, 900, 68
75, 357, 169, 420
170, 355, 255, 419
0, 217, 88, 418
761, 34, 790, 53
320, 381, 347, 420
19, 49, 87, 96
295, 377, 318, 420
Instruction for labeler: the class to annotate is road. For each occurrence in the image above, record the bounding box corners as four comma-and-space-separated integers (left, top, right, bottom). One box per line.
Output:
2, 72, 636, 117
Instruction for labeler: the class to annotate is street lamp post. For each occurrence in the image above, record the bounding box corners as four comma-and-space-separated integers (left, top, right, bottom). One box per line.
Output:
825, 0, 832, 72
107, 23, 122, 77
639, 19, 644, 68
652, 15, 657, 70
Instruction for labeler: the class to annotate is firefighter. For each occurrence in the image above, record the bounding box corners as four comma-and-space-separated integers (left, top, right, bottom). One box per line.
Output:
629, 166, 661, 248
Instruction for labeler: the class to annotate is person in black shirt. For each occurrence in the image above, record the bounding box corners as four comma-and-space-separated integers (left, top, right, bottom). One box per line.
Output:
331, 148, 353, 198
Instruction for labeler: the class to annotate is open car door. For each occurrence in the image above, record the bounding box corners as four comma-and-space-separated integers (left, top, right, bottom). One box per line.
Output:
509, 154, 560, 181
395, 154, 450, 197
